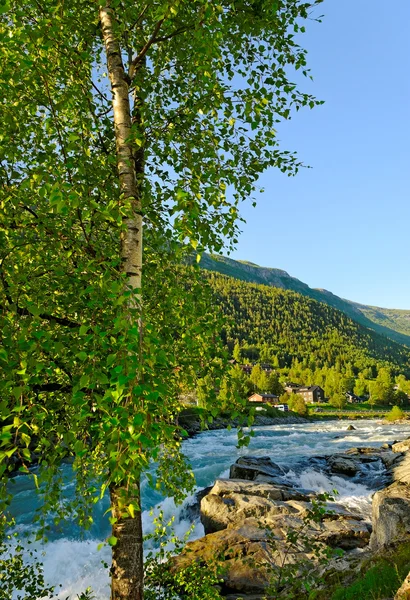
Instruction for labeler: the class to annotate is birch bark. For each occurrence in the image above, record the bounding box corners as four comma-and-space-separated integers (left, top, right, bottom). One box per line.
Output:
100, 5, 144, 599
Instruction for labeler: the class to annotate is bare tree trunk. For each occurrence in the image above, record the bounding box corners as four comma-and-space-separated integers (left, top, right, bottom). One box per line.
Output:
110, 484, 144, 600
100, 5, 144, 600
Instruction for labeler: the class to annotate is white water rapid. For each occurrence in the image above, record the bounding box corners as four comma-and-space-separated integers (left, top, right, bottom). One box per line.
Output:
6, 419, 410, 599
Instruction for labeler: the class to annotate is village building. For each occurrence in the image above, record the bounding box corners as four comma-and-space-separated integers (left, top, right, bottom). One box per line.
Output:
248, 393, 279, 405
346, 391, 362, 404
296, 385, 325, 403
241, 363, 275, 375
284, 382, 301, 394
284, 383, 325, 403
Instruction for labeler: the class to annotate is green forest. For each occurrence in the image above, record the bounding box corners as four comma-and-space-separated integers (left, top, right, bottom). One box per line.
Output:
201, 252, 410, 346
208, 271, 410, 373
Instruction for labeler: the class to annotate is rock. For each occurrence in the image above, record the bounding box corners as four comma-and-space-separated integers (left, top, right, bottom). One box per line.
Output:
370, 482, 410, 550
381, 443, 391, 449
229, 456, 284, 481
379, 451, 402, 469
200, 479, 309, 534
171, 524, 273, 595
347, 425, 356, 431
327, 454, 360, 476
395, 572, 410, 599
346, 446, 383, 455
392, 453, 410, 484
181, 486, 213, 521
393, 438, 410, 453
317, 517, 370, 550
201, 490, 297, 534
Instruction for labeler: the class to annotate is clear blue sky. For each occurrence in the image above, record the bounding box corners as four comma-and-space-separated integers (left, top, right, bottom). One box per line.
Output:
227, 0, 410, 309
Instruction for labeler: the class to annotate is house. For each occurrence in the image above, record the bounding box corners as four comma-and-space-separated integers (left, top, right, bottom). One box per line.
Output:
346, 391, 361, 404
284, 382, 301, 394
248, 393, 279, 405
241, 363, 274, 375
296, 385, 325, 403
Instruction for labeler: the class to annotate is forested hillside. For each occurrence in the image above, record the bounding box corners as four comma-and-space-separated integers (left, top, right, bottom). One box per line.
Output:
207, 272, 410, 377
201, 254, 410, 347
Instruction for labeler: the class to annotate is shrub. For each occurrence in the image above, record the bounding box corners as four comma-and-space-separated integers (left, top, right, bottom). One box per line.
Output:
288, 394, 308, 417
386, 405, 407, 422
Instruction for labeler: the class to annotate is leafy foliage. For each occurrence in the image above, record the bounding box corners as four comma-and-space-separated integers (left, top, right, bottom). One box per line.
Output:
144, 513, 223, 600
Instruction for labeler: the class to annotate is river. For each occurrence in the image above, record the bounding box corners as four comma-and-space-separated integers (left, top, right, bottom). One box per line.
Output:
6, 419, 410, 599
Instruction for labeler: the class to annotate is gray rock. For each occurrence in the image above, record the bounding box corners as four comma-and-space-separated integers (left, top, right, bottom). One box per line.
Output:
370, 482, 410, 550
327, 454, 360, 476
200, 479, 309, 534
229, 456, 284, 481
347, 425, 356, 431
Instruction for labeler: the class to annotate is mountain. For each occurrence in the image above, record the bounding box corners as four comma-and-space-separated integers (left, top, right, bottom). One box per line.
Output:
200, 254, 410, 347
206, 271, 410, 376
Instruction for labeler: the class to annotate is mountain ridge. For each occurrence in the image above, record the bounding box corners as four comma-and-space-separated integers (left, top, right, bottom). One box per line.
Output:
200, 253, 410, 347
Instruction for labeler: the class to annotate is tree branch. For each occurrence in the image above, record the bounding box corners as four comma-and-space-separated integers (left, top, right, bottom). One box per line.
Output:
129, 18, 165, 79
32, 383, 73, 393
151, 23, 196, 44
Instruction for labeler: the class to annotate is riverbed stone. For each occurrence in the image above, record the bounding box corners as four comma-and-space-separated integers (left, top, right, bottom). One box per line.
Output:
370, 481, 410, 550
229, 456, 284, 481
327, 454, 360, 476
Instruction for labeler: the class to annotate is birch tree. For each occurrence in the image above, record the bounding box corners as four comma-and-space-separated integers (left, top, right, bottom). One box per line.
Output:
0, 0, 323, 598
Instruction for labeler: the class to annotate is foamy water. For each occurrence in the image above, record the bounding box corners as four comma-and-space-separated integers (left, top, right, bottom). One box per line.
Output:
6, 419, 410, 599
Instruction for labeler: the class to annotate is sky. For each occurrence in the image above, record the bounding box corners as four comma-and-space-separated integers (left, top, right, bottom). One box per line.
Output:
227, 0, 410, 309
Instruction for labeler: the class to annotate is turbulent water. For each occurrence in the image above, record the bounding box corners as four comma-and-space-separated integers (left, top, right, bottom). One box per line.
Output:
7, 419, 410, 599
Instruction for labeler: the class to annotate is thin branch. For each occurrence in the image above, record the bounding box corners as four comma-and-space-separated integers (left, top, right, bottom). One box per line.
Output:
129, 18, 165, 79
33, 383, 73, 393
22, 205, 39, 219
129, 4, 150, 32
151, 23, 196, 44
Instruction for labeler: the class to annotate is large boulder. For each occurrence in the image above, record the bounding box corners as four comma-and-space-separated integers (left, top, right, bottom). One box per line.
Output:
200, 479, 309, 534
327, 454, 360, 476
370, 482, 410, 550
173, 511, 369, 597
393, 438, 410, 453
171, 522, 274, 596
229, 456, 284, 481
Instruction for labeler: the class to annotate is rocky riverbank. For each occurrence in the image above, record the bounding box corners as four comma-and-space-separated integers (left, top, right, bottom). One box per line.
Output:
179, 412, 309, 437
172, 437, 410, 599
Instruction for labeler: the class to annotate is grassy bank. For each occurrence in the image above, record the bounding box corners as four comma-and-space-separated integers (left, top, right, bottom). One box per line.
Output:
311, 541, 410, 600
